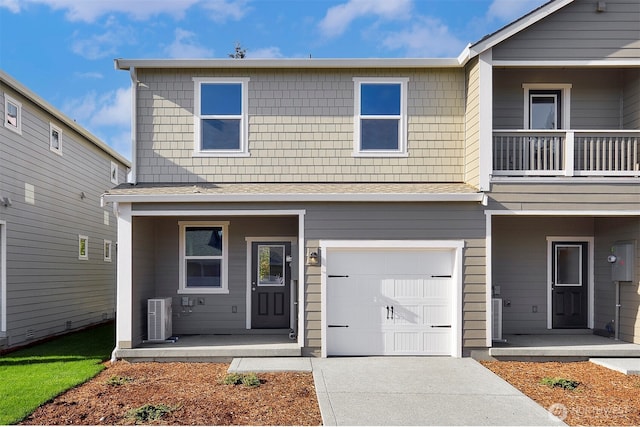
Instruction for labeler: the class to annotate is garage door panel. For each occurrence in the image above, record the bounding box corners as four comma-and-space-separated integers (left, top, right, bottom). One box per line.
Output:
327, 248, 455, 356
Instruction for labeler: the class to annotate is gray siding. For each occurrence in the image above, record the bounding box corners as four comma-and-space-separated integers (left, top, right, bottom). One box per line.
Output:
134, 68, 467, 184
493, 68, 629, 130
302, 202, 487, 354
493, 0, 640, 61
488, 182, 640, 211
623, 69, 640, 129
492, 216, 596, 334
594, 217, 640, 343
0, 87, 126, 349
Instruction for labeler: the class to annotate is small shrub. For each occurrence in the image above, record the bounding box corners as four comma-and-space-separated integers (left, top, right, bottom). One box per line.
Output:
222, 373, 243, 385
126, 403, 176, 422
541, 377, 580, 390
105, 375, 133, 386
241, 373, 260, 388
222, 372, 261, 387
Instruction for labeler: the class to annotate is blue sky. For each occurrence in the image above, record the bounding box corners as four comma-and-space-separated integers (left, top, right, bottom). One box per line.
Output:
0, 0, 547, 160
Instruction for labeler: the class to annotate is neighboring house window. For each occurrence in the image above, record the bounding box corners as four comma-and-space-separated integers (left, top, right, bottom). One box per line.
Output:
104, 240, 112, 262
4, 94, 22, 135
110, 161, 118, 185
353, 77, 408, 157
193, 78, 249, 157
50, 123, 62, 155
78, 235, 89, 260
178, 221, 229, 294
523, 84, 572, 129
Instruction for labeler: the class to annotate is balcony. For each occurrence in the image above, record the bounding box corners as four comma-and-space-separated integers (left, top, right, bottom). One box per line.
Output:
493, 130, 640, 177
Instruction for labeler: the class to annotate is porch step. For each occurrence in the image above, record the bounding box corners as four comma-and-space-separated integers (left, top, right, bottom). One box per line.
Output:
113, 335, 302, 362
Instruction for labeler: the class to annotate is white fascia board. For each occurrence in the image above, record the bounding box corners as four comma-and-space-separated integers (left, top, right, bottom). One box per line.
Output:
493, 59, 640, 67
103, 192, 485, 204
469, 0, 575, 58
114, 57, 462, 70
485, 209, 640, 217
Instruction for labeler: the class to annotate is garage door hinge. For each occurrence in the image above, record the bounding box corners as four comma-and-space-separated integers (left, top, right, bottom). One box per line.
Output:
430, 325, 452, 328
431, 275, 452, 278
328, 325, 349, 328
328, 275, 349, 278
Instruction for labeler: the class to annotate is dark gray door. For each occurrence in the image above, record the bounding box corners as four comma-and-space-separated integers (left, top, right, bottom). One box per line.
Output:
251, 242, 291, 329
551, 242, 588, 328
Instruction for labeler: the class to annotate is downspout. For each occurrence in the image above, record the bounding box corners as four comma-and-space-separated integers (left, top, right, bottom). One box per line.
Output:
128, 67, 138, 184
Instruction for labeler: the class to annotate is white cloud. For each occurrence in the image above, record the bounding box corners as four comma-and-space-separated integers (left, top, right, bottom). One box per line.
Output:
2, 0, 201, 22
318, 0, 413, 38
487, 0, 547, 22
71, 17, 136, 60
164, 28, 214, 58
90, 87, 131, 128
62, 87, 132, 159
202, 0, 251, 23
0, 0, 20, 13
246, 46, 283, 59
382, 17, 465, 57
74, 72, 104, 79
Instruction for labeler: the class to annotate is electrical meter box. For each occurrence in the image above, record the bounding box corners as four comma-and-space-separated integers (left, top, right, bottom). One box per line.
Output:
610, 241, 635, 282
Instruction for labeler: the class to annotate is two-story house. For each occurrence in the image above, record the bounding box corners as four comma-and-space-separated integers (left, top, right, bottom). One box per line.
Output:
105, 0, 639, 360
0, 71, 130, 352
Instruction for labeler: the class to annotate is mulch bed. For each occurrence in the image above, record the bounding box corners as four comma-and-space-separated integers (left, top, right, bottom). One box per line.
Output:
20, 361, 322, 425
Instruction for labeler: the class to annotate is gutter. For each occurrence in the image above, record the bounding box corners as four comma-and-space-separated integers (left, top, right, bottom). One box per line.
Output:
114, 57, 465, 70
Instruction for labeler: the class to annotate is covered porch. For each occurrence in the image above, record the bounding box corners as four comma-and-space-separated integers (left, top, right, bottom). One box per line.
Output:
487, 213, 640, 357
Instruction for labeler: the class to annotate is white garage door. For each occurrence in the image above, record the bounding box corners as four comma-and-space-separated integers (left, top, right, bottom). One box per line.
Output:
326, 248, 454, 356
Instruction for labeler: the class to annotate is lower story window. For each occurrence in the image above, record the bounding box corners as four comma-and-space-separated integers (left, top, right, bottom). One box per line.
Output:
179, 221, 229, 294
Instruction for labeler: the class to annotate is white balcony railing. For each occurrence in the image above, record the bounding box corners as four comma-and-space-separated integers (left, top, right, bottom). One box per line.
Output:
493, 130, 640, 177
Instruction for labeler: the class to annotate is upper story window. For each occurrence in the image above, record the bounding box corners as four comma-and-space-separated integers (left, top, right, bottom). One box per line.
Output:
353, 78, 408, 157
4, 94, 22, 135
178, 221, 229, 294
110, 161, 118, 185
50, 123, 62, 155
193, 78, 249, 157
523, 84, 572, 130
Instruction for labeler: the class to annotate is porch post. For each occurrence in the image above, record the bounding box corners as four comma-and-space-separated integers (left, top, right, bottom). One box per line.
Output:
565, 131, 575, 176
116, 202, 133, 349
478, 49, 493, 191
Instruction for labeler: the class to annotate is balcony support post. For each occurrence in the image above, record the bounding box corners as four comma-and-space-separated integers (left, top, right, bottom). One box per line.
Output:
565, 131, 575, 176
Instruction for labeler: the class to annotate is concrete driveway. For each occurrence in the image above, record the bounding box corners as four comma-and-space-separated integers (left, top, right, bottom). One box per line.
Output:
310, 357, 565, 426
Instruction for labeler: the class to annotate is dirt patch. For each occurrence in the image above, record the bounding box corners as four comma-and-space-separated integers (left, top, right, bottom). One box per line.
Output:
481, 360, 640, 426
19, 361, 322, 426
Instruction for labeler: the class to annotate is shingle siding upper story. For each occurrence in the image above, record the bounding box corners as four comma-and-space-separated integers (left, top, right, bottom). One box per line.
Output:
135, 68, 468, 184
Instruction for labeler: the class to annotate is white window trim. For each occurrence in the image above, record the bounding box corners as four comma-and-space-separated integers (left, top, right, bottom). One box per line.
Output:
522, 83, 572, 130
178, 221, 230, 294
104, 240, 112, 262
110, 161, 118, 185
78, 235, 89, 260
49, 122, 63, 155
4, 94, 22, 135
353, 77, 409, 157
193, 77, 250, 157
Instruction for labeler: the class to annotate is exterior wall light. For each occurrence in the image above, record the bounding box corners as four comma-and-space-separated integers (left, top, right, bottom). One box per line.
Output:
306, 248, 320, 266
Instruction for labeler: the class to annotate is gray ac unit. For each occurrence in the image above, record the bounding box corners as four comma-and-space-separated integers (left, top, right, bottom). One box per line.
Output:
148, 298, 172, 341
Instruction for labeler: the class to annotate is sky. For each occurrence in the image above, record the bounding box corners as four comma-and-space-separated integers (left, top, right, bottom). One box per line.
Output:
0, 0, 548, 161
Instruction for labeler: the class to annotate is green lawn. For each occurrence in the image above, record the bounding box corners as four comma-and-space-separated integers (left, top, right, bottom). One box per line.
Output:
0, 323, 114, 425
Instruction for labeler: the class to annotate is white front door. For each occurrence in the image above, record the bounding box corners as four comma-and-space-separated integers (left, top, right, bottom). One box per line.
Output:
326, 248, 454, 356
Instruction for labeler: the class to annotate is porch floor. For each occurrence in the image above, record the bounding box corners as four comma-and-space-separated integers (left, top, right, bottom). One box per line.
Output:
113, 334, 301, 362
489, 333, 640, 360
